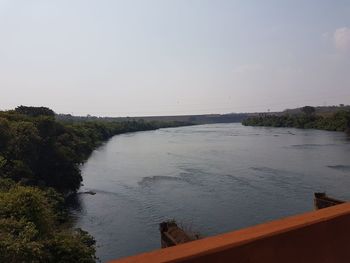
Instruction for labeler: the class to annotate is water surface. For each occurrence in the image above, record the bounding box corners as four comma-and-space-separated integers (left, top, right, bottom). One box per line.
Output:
72, 123, 350, 261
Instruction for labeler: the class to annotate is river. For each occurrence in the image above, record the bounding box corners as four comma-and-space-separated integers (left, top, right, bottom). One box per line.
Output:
71, 123, 350, 262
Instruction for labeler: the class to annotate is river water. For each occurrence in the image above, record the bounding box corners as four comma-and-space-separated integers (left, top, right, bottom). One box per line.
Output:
71, 123, 350, 262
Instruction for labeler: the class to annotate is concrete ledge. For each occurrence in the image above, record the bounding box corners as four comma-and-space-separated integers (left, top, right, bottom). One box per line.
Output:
110, 202, 350, 263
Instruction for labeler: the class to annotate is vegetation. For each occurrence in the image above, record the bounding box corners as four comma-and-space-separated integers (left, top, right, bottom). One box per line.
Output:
0, 106, 191, 193
0, 179, 97, 263
242, 107, 350, 133
0, 105, 193, 262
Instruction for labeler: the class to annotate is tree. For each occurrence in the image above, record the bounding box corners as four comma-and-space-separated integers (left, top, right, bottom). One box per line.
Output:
46, 229, 97, 263
0, 118, 10, 152
301, 106, 315, 116
242, 110, 350, 132
0, 106, 191, 262
15, 106, 55, 117
0, 180, 96, 263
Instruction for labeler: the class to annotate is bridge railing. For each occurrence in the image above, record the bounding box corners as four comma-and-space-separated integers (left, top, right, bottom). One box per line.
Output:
110, 202, 350, 263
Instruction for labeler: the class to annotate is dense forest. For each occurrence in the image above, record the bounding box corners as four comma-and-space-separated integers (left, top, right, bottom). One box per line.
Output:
0, 106, 192, 262
242, 106, 350, 133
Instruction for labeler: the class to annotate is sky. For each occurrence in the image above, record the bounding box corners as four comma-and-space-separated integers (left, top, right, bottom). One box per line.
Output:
0, 0, 350, 116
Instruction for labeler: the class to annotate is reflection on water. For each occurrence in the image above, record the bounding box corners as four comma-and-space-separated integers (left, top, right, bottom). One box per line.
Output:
71, 123, 350, 262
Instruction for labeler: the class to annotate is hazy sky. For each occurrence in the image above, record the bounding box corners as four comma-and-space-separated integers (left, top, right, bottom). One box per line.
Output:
1, 0, 350, 116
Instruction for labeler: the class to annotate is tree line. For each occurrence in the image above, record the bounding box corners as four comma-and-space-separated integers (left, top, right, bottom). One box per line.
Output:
242, 106, 350, 133
0, 106, 193, 262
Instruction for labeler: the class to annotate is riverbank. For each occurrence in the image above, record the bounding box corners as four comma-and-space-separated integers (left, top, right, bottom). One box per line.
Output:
0, 106, 194, 262
242, 109, 350, 133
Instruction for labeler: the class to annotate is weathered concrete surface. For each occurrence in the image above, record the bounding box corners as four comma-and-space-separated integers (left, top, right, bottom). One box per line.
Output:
110, 202, 350, 263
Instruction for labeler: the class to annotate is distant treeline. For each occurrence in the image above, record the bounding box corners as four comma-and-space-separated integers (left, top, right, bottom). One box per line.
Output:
0, 106, 193, 262
56, 112, 248, 124
242, 106, 350, 133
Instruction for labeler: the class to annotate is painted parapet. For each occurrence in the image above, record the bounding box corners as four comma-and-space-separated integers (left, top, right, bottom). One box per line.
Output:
110, 202, 350, 263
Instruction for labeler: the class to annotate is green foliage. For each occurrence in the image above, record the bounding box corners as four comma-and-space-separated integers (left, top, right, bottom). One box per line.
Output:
46, 229, 96, 263
0, 117, 10, 152
242, 110, 350, 132
0, 218, 45, 262
0, 107, 190, 192
0, 179, 96, 263
301, 106, 316, 116
0, 106, 192, 262
15, 105, 55, 117
0, 178, 15, 191
0, 185, 55, 236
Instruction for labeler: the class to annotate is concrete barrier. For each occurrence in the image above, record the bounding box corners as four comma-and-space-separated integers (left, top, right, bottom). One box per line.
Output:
110, 202, 350, 263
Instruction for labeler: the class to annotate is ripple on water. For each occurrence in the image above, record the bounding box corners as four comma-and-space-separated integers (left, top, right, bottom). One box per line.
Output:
327, 165, 350, 172
138, 175, 185, 186
288, 143, 336, 149
75, 123, 350, 261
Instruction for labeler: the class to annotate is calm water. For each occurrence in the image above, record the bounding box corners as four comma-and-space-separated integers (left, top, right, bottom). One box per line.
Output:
72, 123, 350, 262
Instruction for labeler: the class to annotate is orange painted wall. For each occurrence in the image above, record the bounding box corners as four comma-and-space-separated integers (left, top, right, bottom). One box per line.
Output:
110, 203, 350, 263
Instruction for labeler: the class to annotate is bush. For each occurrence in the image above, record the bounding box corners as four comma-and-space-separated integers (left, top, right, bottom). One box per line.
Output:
0, 179, 96, 263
